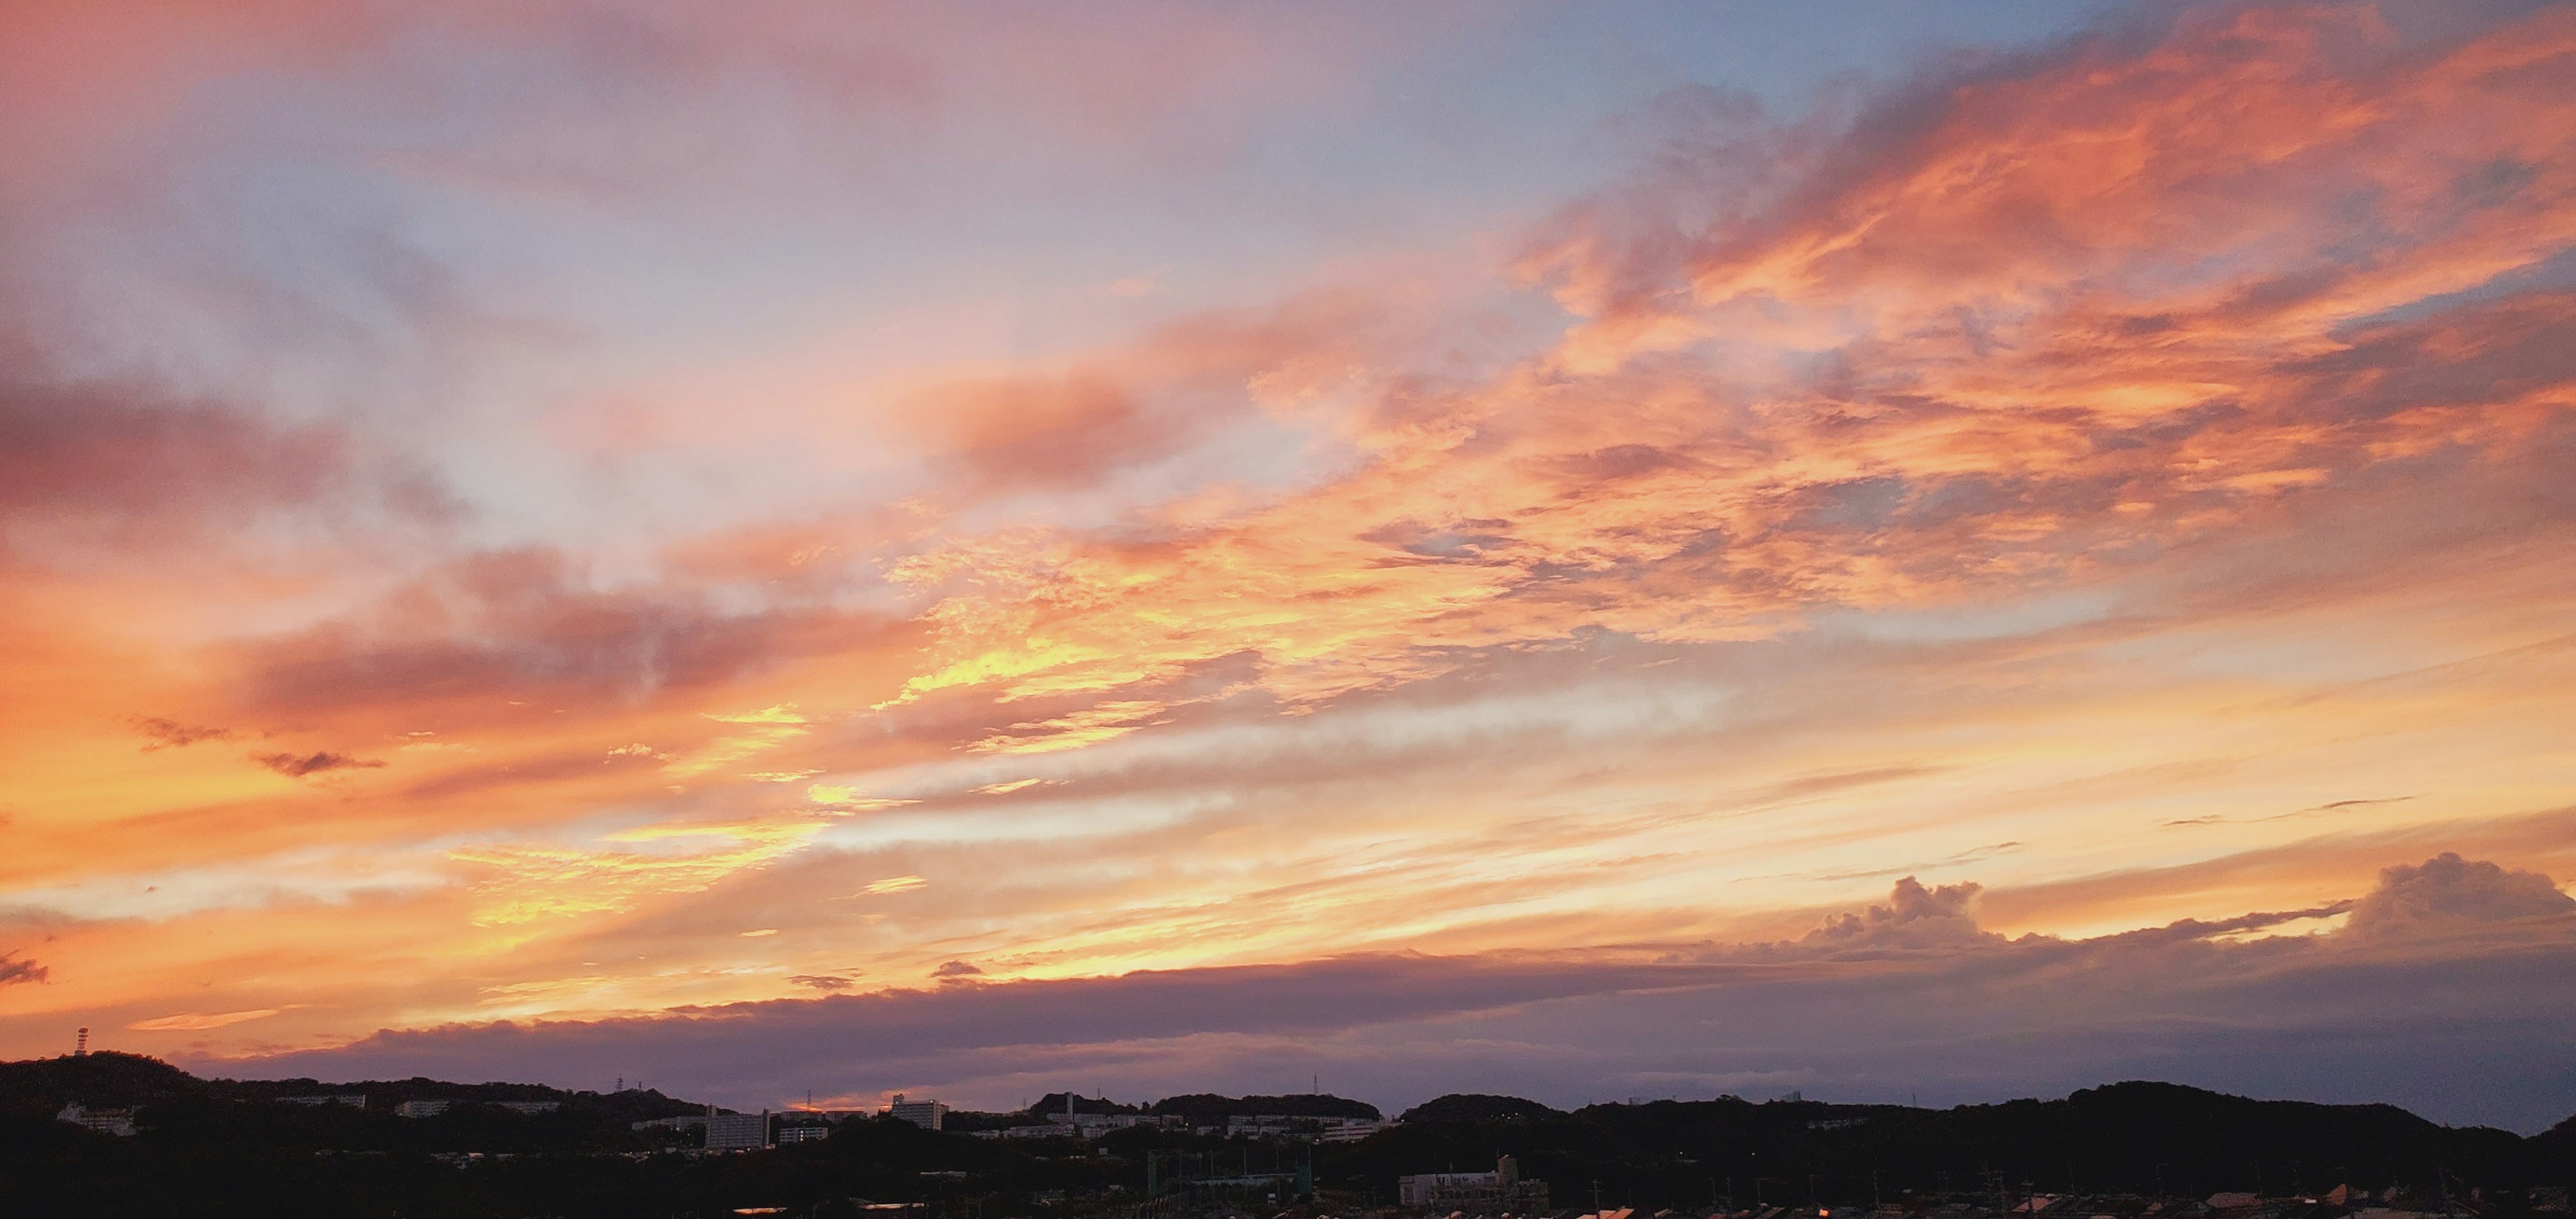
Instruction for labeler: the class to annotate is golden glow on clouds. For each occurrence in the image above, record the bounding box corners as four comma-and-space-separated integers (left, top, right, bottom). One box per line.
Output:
0, 2, 2571, 1075
130, 1009, 283, 1032
661, 705, 808, 777
451, 818, 831, 926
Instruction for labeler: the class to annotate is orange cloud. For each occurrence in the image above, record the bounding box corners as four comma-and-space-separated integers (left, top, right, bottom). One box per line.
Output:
5, 2, 2575, 1098
874, 7, 2576, 728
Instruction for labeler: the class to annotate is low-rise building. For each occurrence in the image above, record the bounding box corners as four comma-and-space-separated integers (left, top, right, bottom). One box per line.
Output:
776, 1124, 832, 1144
56, 1102, 138, 1137
396, 1100, 451, 1118
1397, 1155, 1550, 1212
1041, 1111, 1186, 1138
1226, 1114, 1384, 1142
279, 1094, 367, 1108
494, 1100, 559, 1115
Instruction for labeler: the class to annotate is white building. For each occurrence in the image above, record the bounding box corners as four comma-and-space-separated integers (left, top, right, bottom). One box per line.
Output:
887, 1094, 947, 1130
777, 1124, 833, 1144
1226, 1114, 1383, 1141
56, 1102, 138, 1137
280, 1094, 367, 1108
395, 1100, 451, 1118
1398, 1157, 1550, 1211
1043, 1112, 1184, 1138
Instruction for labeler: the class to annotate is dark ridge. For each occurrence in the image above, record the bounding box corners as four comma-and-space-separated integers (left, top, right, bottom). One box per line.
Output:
1150, 1093, 1383, 1122
1022, 1091, 1143, 1118
1398, 1092, 1568, 1124
0, 1050, 207, 1110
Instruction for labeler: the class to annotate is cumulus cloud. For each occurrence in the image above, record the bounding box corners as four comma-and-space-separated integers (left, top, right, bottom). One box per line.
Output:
2345, 853, 2576, 940
1799, 877, 1993, 951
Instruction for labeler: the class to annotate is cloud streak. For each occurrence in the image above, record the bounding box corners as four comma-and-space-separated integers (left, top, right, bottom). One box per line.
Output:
227, 856, 2576, 1131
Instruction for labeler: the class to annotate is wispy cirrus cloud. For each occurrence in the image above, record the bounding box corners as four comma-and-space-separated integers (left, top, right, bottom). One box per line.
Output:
131, 1008, 283, 1032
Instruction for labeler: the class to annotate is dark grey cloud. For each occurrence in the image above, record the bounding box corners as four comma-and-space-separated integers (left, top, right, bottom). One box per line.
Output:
0, 355, 456, 565
0, 954, 46, 986
0, 378, 343, 537
253, 751, 386, 778
131, 717, 231, 751
224, 855, 2576, 1133
236, 547, 912, 714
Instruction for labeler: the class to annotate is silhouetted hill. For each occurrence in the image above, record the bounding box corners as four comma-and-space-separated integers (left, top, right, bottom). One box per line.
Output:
2530, 1111, 2576, 1181
1397, 1092, 1565, 1124
1024, 1090, 1142, 1116
0, 1051, 209, 1114
1149, 1093, 1382, 1122
1337, 1082, 2566, 1206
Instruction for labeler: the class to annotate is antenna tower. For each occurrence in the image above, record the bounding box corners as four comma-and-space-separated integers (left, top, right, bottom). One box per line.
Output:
74, 1027, 87, 1057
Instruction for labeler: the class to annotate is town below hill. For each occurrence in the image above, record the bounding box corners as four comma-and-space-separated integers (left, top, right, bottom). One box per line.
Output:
5, 1053, 2571, 1219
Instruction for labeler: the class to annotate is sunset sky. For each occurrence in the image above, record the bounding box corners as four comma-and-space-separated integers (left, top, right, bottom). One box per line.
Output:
5, 0, 2575, 1130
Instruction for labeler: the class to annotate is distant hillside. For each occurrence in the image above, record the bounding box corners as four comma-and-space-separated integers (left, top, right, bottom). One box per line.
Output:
1342, 1081, 2572, 1204
0, 1050, 207, 1114
0, 1051, 704, 1123
5, 1055, 2569, 1217
1148, 1093, 1382, 1122
1398, 1092, 1564, 1124
1022, 1091, 1143, 1117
